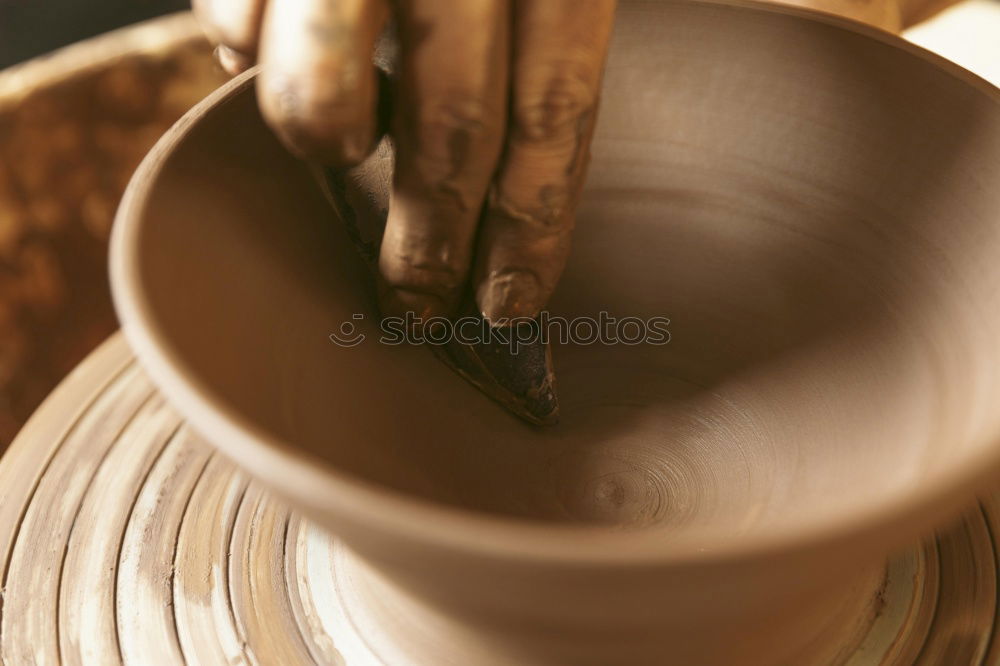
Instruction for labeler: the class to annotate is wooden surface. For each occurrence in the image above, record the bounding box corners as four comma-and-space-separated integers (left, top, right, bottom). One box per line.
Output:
0, 333, 999, 664
0, 334, 352, 665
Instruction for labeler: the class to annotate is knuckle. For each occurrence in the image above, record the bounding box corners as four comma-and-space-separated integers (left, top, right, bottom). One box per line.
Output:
488, 184, 575, 231
514, 63, 596, 142
263, 74, 358, 119
259, 76, 373, 163
381, 254, 463, 295
194, 1, 258, 53
417, 94, 493, 135
406, 94, 501, 209
412, 95, 499, 158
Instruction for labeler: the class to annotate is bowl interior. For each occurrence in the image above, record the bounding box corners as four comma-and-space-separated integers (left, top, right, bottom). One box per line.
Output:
119, 0, 1000, 539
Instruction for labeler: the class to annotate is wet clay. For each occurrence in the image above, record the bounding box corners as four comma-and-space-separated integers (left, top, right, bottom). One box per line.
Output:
112, 1, 1000, 664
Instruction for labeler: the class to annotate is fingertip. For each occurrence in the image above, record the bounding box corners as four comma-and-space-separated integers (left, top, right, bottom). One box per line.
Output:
476, 269, 545, 325
214, 45, 254, 76
376, 216, 470, 322
255, 0, 388, 166
256, 72, 378, 165
377, 285, 453, 324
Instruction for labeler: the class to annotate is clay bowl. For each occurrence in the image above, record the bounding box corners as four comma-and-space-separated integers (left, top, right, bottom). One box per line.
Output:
111, 0, 1000, 663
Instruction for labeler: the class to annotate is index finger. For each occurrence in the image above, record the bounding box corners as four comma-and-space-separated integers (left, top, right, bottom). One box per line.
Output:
256, 0, 389, 165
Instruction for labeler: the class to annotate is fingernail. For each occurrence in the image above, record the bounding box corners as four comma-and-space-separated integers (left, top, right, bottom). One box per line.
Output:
214, 44, 252, 76
333, 128, 371, 166
379, 287, 449, 322
478, 271, 542, 325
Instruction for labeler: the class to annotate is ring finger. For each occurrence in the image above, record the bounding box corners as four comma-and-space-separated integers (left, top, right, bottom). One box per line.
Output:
474, 0, 617, 324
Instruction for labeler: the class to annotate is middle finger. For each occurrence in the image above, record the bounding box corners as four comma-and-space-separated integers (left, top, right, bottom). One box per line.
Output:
378, 0, 511, 320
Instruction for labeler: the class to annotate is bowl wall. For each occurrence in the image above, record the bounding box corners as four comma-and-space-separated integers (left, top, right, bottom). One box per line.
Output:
113, 2, 1000, 662
121, 0, 1000, 538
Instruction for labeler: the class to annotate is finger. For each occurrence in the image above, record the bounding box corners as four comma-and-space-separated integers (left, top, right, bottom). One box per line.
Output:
475, 0, 616, 324
377, 0, 510, 320
192, 0, 266, 55
214, 44, 254, 76
257, 0, 389, 165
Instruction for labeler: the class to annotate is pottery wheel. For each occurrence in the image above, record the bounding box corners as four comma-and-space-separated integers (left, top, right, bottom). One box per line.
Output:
0, 333, 999, 665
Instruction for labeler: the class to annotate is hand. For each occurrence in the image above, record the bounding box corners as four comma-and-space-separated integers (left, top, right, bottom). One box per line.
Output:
193, 0, 617, 325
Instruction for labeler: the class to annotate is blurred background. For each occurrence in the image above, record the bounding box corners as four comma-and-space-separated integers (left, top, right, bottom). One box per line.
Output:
0, 4, 226, 450
0, 0, 187, 67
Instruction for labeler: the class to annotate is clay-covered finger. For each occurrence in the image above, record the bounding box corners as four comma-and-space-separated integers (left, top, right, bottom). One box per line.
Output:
475, 0, 616, 324
214, 44, 254, 76
192, 0, 266, 55
377, 0, 510, 320
257, 0, 389, 164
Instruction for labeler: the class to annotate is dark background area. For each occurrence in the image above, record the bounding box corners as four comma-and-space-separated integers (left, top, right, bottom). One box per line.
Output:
0, 0, 189, 68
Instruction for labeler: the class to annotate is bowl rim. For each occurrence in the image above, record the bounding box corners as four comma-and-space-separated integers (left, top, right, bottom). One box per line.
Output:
112, 0, 1000, 566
